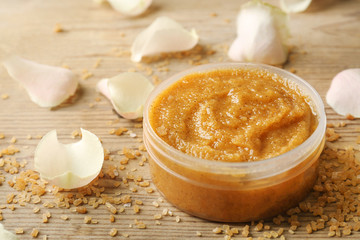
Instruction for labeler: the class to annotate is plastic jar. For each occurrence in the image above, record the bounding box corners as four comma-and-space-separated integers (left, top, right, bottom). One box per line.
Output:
143, 63, 326, 222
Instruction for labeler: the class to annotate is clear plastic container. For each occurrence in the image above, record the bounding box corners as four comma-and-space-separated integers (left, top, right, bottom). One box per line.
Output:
143, 63, 326, 222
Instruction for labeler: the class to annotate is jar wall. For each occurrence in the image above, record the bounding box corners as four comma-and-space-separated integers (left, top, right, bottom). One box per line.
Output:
145, 135, 325, 222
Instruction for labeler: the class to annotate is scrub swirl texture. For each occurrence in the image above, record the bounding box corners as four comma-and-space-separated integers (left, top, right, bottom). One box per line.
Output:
150, 69, 317, 162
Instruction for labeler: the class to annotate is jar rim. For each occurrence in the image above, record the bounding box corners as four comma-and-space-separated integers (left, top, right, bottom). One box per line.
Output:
143, 63, 326, 178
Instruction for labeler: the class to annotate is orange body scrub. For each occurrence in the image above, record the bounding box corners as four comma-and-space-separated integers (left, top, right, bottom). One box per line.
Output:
150, 68, 317, 162
143, 63, 326, 222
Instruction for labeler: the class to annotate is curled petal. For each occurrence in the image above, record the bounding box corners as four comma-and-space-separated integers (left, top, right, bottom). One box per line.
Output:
34, 129, 104, 189
97, 72, 154, 119
107, 0, 152, 16
3, 56, 78, 108
326, 69, 360, 118
131, 16, 199, 62
228, 0, 289, 65
0, 224, 18, 240
96, 78, 111, 100
280, 0, 312, 13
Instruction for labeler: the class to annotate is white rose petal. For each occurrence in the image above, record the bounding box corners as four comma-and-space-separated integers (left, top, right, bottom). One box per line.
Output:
326, 69, 360, 118
107, 0, 152, 16
280, 0, 312, 13
131, 16, 199, 62
228, 0, 289, 65
97, 72, 154, 119
96, 78, 111, 100
34, 129, 104, 189
3, 56, 78, 108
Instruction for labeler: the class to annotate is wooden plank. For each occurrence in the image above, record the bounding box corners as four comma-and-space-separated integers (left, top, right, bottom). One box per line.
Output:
0, 0, 360, 239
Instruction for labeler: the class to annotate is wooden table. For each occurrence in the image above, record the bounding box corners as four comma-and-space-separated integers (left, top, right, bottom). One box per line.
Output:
0, 0, 359, 239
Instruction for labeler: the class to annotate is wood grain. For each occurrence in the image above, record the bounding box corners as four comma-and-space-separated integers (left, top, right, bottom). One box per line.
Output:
0, 0, 360, 239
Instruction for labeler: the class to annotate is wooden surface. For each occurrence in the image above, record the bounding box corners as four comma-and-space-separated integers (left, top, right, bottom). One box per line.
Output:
0, 0, 360, 239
